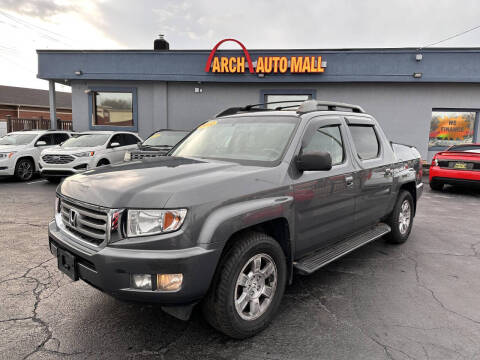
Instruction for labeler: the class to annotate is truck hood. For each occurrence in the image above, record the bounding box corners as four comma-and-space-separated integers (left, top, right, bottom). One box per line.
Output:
43, 146, 103, 155
59, 157, 284, 209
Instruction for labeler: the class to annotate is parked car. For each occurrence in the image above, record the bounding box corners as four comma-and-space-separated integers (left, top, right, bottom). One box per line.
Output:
124, 129, 189, 161
39, 131, 142, 182
48, 100, 423, 339
429, 143, 480, 190
0, 130, 72, 181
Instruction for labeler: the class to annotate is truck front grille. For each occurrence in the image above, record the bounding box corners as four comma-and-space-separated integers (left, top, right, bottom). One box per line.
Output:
60, 198, 108, 246
43, 154, 75, 164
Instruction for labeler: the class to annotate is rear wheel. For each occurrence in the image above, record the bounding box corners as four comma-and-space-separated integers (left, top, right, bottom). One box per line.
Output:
385, 190, 414, 244
202, 232, 287, 339
429, 181, 443, 191
14, 158, 34, 181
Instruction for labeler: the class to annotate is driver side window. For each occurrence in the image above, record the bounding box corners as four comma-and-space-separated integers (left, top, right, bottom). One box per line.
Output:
303, 125, 345, 166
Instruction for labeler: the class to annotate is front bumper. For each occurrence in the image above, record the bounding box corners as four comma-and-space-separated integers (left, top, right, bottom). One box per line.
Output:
48, 220, 221, 304
39, 157, 95, 177
430, 166, 480, 185
0, 158, 14, 176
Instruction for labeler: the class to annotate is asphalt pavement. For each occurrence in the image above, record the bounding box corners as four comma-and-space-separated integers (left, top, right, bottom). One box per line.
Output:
1, 176, 480, 360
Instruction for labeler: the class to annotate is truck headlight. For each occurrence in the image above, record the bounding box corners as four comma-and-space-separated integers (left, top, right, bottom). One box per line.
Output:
73, 151, 95, 157
127, 209, 187, 237
124, 151, 131, 161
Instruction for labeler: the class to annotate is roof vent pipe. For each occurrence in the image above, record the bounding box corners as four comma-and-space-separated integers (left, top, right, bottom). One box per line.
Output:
154, 34, 169, 51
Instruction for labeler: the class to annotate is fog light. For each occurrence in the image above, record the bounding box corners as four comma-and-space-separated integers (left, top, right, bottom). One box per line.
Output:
131, 274, 152, 290
156, 274, 183, 291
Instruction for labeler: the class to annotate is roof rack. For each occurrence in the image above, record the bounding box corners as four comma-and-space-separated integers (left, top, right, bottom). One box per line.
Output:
296, 100, 365, 114
215, 100, 305, 118
215, 99, 365, 118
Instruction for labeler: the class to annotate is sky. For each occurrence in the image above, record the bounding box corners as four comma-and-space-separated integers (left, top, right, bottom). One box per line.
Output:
1, 0, 480, 91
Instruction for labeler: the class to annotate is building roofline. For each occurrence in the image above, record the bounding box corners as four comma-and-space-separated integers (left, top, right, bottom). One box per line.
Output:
36, 47, 480, 54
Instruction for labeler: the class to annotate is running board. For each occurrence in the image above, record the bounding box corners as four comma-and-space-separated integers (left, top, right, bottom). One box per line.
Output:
294, 223, 391, 275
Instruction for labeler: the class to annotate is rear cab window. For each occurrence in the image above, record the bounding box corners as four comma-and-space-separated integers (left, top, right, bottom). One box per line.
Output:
348, 125, 380, 160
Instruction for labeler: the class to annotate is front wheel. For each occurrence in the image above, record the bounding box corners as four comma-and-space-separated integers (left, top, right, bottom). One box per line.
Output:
96, 159, 110, 167
385, 190, 414, 244
202, 232, 287, 339
14, 158, 34, 181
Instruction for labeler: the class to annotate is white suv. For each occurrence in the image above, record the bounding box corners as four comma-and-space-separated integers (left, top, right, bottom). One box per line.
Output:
0, 130, 72, 181
39, 131, 142, 182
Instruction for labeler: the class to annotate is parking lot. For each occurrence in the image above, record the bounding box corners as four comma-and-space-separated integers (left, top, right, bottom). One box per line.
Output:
0, 177, 479, 360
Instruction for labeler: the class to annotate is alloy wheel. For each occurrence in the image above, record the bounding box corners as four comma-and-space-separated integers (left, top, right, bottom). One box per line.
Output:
398, 199, 411, 234
18, 161, 33, 181
234, 253, 278, 321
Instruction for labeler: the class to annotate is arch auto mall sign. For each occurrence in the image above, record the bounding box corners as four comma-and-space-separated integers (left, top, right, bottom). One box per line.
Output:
205, 39, 326, 74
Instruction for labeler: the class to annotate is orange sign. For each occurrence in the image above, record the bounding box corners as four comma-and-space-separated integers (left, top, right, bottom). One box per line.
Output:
205, 39, 326, 74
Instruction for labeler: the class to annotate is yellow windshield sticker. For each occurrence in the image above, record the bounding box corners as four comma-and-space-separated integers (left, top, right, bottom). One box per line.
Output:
151, 133, 162, 138
199, 120, 217, 129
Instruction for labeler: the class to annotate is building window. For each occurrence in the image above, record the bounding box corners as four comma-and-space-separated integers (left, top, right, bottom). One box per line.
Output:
88, 87, 137, 131
264, 94, 312, 109
429, 111, 476, 149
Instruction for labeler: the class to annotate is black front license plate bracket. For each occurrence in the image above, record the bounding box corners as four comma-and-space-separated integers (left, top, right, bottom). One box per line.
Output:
57, 248, 78, 281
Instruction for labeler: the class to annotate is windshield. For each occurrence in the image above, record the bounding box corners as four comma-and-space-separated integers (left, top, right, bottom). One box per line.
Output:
143, 131, 188, 147
171, 116, 298, 165
448, 144, 480, 153
0, 133, 37, 146
62, 134, 110, 148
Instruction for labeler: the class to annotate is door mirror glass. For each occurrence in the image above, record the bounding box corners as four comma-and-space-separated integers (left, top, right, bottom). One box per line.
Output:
35, 140, 47, 147
296, 152, 332, 171
110, 142, 120, 148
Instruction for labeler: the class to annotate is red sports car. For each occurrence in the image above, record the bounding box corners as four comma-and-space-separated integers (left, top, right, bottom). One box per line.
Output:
429, 143, 480, 190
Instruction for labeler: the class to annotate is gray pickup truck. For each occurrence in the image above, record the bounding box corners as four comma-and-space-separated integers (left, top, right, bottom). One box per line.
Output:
48, 100, 423, 339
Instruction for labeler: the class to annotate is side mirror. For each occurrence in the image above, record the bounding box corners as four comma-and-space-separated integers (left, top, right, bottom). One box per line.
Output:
36, 140, 47, 147
110, 142, 120, 148
296, 152, 332, 172
137, 141, 143, 148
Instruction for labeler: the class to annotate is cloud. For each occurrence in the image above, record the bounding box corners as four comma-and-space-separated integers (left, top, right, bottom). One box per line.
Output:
77, 0, 480, 50
0, 0, 78, 18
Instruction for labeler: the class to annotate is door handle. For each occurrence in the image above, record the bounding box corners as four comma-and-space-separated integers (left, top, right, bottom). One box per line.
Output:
345, 175, 354, 187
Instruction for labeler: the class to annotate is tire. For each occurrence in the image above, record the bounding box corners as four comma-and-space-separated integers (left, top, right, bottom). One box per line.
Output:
429, 181, 443, 191
385, 190, 414, 244
202, 232, 287, 339
14, 158, 34, 181
96, 159, 110, 167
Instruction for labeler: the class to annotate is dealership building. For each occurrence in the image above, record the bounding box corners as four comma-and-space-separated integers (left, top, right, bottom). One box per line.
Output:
37, 39, 480, 161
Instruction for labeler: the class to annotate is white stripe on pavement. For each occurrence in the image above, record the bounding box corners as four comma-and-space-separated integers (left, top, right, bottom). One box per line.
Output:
27, 179, 47, 185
